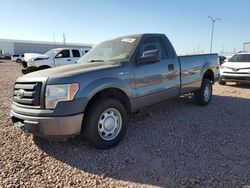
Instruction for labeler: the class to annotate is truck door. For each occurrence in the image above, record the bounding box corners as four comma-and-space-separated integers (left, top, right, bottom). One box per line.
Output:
133, 36, 180, 105
71, 49, 81, 63
54, 49, 71, 66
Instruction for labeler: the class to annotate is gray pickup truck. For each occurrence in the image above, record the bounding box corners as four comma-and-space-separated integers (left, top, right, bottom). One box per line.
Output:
11, 33, 219, 149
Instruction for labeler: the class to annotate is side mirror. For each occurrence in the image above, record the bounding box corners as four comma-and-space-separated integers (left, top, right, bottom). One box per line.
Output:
219, 56, 227, 65
138, 49, 160, 64
56, 53, 63, 58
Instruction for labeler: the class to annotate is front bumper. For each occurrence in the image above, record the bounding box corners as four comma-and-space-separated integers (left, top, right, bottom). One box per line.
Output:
10, 110, 84, 140
21, 66, 38, 74
220, 73, 250, 83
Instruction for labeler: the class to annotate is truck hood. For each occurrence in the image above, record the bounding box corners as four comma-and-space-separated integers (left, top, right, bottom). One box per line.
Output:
20, 61, 121, 79
24, 53, 44, 62
222, 62, 250, 69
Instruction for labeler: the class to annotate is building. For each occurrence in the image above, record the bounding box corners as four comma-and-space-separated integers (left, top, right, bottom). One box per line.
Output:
243, 42, 250, 52
0, 38, 93, 55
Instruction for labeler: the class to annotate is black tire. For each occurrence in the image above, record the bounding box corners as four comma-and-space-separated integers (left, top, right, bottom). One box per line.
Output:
83, 98, 127, 149
218, 77, 226, 85
194, 79, 213, 106
21, 69, 28, 74
37, 66, 51, 71
16, 59, 22, 64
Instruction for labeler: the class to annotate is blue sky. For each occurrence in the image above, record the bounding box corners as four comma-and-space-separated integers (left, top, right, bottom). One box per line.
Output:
0, 0, 249, 54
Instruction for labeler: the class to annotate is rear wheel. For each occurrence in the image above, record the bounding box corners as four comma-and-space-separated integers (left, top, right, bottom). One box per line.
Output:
83, 98, 127, 149
16, 59, 22, 64
194, 79, 212, 106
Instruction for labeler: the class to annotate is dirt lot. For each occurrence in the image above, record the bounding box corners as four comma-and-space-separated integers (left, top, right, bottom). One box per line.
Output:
0, 60, 250, 188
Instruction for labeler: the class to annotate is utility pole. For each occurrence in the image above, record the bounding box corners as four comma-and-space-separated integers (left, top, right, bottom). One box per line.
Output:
63, 33, 66, 46
208, 16, 221, 53
53, 32, 56, 43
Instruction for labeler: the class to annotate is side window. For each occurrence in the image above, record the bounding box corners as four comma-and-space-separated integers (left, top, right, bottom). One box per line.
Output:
85, 50, 89, 54
56, 50, 70, 58
138, 37, 167, 59
72, 50, 80, 57
21, 55, 24, 57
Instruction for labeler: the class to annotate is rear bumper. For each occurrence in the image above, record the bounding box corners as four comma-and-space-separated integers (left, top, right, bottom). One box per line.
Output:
10, 110, 84, 140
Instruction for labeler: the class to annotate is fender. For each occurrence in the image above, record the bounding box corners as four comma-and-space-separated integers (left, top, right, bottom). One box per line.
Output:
200, 54, 219, 77
77, 76, 134, 99
32, 59, 54, 68
201, 62, 213, 77
52, 77, 134, 116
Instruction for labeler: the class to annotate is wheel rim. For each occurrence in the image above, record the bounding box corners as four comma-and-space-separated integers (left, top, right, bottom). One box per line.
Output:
204, 84, 211, 102
98, 108, 122, 141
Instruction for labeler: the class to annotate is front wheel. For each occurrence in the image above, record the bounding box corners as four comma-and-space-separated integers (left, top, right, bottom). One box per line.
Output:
83, 98, 127, 149
218, 77, 226, 85
37, 66, 51, 71
194, 79, 212, 106
16, 59, 22, 64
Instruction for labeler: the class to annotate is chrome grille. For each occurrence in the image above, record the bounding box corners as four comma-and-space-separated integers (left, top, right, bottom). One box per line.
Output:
13, 82, 42, 106
223, 72, 249, 74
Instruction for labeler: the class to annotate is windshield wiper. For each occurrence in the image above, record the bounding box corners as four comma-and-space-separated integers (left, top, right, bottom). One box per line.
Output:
88, 59, 104, 62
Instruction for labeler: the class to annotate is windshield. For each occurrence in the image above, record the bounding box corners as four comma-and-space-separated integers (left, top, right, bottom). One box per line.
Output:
44, 49, 60, 57
77, 37, 139, 63
229, 54, 250, 63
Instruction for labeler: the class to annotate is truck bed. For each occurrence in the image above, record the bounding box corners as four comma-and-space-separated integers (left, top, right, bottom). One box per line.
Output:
178, 53, 219, 94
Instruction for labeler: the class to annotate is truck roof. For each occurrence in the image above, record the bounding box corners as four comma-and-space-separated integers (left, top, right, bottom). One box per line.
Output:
52, 47, 91, 51
110, 33, 166, 40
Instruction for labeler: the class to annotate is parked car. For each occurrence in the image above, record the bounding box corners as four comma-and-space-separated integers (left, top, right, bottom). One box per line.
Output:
0, 50, 11, 60
219, 52, 250, 85
11, 54, 24, 63
0, 55, 11, 60
10, 33, 219, 149
22, 47, 91, 74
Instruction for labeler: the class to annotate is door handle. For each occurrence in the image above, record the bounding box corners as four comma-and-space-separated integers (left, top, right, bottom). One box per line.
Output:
67, 59, 71, 61
168, 64, 174, 71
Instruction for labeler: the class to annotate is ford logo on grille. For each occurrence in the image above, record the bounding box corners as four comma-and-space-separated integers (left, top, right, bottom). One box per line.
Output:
232, 68, 239, 72
17, 89, 25, 98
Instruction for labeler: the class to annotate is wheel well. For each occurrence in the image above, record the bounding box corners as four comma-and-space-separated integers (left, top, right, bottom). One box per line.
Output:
85, 88, 131, 113
203, 69, 214, 83
38, 65, 51, 70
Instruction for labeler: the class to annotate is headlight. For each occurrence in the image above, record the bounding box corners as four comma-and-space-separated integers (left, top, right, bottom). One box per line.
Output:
27, 62, 36, 67
27, 59, 36, 66
45, 83, 79, 109
220, 65, 225, 69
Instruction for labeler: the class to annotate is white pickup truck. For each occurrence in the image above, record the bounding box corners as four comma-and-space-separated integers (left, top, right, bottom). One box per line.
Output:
22, 47, 91, 74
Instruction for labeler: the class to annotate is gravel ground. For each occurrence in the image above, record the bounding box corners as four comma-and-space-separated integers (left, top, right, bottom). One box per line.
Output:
0, 60, 250, 188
